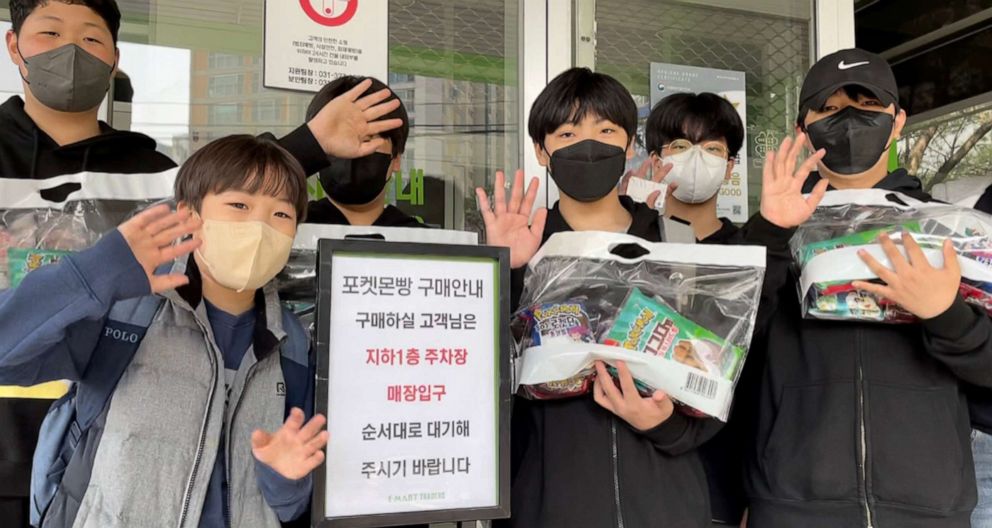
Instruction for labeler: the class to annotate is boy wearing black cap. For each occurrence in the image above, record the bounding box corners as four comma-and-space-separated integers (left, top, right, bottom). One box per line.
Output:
741, 48, 992, 527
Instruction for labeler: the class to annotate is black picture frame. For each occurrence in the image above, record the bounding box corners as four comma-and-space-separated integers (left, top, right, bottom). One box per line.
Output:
313, 238, 511, 528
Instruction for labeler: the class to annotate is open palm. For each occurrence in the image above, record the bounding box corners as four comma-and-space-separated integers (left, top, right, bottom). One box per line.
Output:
252, 408, 329, 481
759, 133, 828, 229
307, 78, 405, 159
117, 205, 202, 294
476, 170, 547, 269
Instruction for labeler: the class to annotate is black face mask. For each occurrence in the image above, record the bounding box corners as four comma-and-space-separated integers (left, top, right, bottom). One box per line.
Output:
548, 139, 627, 202
319, 152, 393, 205
806, 106, 894, 175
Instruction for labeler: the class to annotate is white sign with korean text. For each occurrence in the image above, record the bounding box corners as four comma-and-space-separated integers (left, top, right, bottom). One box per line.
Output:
324, 253, 499, 517
264, 0, 388, 92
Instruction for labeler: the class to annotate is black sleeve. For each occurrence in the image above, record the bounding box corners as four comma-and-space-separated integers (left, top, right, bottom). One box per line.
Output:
268, 125, 330, 176
510, 266, 527, 313
921, 296, 992, 388
636, 412, 724, 456
740, 214, 797, 337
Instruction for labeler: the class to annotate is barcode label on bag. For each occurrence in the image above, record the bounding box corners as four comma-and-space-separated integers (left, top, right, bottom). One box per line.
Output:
684, 372, 718, 400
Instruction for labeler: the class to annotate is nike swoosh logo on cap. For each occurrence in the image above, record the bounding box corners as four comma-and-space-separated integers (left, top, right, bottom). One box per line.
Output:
838, 60, 870, 70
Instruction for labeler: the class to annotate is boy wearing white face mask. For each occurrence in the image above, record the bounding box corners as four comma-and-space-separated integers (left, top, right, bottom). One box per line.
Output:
640, 92, 744, 244
639, 92, 752, 527
0, 135, 328, 528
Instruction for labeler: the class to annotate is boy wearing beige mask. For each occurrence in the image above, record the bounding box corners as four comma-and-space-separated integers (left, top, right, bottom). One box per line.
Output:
0, 135, 326, 528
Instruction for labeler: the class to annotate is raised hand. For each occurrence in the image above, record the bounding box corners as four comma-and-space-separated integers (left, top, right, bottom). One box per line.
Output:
251, 408, 330, 481
759, 133, 828, 228
592, 360, 675, 431
646, 163, 675, 212
852, 232, 961, 319
117, 204, 202, 293
619, 159, 673, 211
476, 170, 548, 269
307, 78, 405, 159
618, 158, 653, 195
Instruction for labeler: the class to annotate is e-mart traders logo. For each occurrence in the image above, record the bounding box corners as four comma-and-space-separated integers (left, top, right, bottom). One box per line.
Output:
300, 0, 358, 26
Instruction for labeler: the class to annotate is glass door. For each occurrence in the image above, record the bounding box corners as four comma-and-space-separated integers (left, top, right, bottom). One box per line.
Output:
551, 0, 826, 219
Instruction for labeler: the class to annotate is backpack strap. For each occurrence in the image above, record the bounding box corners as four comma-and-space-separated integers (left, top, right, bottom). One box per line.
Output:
31, 294, 163, 526
74, 294, 163, 430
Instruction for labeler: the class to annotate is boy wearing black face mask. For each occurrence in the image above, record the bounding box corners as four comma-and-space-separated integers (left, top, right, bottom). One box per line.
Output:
304, 76, 426, 228
477, 67, 719, 528
740, 48, 992, 528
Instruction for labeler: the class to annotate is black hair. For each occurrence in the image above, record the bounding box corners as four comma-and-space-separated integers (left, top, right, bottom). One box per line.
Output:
306, 75, 409, 157
527, 67, 637, 148
797, 85, 892, 128
175, 135, 309, 223
10, 0, 121, 43
645, 92, 744, 157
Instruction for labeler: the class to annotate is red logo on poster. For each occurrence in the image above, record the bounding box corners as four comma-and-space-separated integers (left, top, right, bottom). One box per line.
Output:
300, 0, 358, 27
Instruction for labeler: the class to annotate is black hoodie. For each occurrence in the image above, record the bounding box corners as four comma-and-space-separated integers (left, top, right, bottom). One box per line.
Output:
742, 169, 992, 528
499, 196, 721, 528
0, 96, 176, 178
0, 96, 331, 180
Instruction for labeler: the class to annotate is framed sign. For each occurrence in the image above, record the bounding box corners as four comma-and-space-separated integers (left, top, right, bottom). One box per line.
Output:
313, 239, 511, 527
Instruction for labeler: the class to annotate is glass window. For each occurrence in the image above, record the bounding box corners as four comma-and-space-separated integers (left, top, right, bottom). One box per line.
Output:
251, 72, 262, 94
575, 0, 814, 219
892, 29, 992, 117
208, 74, 243, 98
855, 0, 992, 53
898, 100, 992, 202
208, 52, 243, 70
209, 103, 241, 124
0, 0, 519, 233
253, 99, 281, 122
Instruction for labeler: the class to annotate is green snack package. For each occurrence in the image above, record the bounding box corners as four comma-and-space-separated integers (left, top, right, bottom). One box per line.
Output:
602, 288, 744, 383
8, 248, 72, 288
799, 222, 923, 265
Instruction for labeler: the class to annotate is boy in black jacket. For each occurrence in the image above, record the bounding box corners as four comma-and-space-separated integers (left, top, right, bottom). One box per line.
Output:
743, 48, 992, 528
304, 76, 428, 229
633, 92, 744, 245
477, 67, 721, 528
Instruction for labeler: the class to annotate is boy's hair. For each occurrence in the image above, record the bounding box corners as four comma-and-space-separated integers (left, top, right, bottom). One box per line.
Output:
175, 135, 309, 223
306, 75, 409, 157
528, 67, 637, 148
796, 85, 886, 128
646, 92, 744, 158
10, 0, 122, 43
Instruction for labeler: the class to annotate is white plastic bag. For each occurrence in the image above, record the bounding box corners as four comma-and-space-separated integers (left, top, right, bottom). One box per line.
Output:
515, 231, 765, 421
792, 189, 992, 323
0, 170, 177, 289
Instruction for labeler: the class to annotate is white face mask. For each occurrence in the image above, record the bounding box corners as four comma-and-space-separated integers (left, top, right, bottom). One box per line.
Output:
195, 219, 293, 292
662, 146, 728, 204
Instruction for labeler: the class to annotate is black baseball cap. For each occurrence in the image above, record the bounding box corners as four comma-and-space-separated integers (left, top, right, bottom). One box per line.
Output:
798, 48, 899, 125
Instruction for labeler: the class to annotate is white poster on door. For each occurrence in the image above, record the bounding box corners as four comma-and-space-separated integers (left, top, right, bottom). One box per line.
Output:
650, 63, 748, 222
264, 0, 388, 92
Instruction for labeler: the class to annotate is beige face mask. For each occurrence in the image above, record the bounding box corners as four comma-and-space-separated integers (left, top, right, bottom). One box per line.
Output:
195, 219, 294, 292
